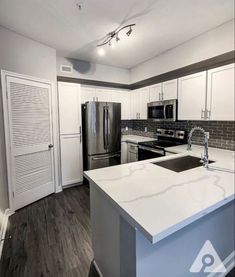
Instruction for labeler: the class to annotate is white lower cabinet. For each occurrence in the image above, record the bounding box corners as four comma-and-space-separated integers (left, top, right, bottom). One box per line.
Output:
207, 63, 234, 121
178, 71, 207, 120
121, 141, 128, 164
127, 143, 138, 163
58, 82, 83, 187
60, 136, 83, 186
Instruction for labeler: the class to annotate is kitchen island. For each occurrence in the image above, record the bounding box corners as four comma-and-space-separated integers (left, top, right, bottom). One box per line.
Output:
84, 145, 235, 277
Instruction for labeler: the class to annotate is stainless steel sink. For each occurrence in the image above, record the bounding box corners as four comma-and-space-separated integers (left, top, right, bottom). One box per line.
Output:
153, 155, 215, 172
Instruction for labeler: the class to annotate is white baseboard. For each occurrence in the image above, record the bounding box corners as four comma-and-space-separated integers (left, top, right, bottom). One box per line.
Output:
0, 208, 14, 259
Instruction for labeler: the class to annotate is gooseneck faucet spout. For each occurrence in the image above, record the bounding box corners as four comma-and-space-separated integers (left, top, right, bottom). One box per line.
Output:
187, 126, 209, 168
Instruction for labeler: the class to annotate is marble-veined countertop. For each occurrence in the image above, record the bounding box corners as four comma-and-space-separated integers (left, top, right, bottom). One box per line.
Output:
84, 145, 235, 244
121, 134, 155, 143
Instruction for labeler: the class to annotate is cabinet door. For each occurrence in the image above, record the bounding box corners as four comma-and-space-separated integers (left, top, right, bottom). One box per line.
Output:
58, 82, 81, 135
96, 88, 112, 102
81, 86, 96, 103
139, 87, 150, 119
58, 82, 83, 187
112, 90, 130, 120
162, 79, 178, 100
178, 71, 207, 120
121, 141, 128, 164
130, 90, 140, 119
207, 63, 234, 121
60, 135, 83, 186
149, 84, 162, 102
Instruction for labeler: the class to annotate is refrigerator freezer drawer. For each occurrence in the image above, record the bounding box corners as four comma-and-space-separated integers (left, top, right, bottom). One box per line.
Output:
88, 152, 121, 170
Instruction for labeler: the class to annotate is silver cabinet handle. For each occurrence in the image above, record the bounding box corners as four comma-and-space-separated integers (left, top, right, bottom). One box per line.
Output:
161, 92, 164, 100
136, 112, 138, 119
159, 93, 161, 100
201, 109, 205, 119
79, 126, 82, 143
207, 110, 211, 120
139, 113, 140, 119
96, 97, 98, 101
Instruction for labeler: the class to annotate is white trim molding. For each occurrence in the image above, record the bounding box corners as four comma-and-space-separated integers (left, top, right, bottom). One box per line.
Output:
0, 209, 14, 259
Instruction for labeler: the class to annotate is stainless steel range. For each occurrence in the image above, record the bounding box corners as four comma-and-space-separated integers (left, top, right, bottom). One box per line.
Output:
138, 129, 186, 161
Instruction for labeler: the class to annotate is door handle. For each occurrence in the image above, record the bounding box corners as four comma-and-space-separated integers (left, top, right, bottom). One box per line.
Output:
92, 154, 120, 160
48, 144, 54, 149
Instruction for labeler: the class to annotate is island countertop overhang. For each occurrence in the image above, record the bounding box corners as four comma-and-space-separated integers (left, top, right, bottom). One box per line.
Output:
84, 145, 235, 244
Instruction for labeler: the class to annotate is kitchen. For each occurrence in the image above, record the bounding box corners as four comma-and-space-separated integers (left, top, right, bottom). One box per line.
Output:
0, 0, 234, 276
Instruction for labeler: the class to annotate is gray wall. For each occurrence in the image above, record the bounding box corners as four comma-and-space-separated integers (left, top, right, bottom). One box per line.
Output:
0, 26, 57, 215
57, 55, 130, 84
130, 20, 234, 83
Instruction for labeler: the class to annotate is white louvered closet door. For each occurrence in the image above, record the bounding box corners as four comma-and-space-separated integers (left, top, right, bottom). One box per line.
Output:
5, 76, 55, 210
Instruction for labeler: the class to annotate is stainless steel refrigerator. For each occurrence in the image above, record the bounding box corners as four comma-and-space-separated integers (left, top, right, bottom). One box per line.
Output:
82, 102, 121, 170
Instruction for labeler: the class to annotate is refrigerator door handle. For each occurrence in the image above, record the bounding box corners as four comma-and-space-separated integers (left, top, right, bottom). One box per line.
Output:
103, 106, 108, 150
106, 106, 109, 148
92, 153, 121, 160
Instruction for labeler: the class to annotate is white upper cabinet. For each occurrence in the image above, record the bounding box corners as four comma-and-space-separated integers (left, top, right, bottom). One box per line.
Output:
207, 63, 234, 121
111, 90, 130, 120
58, 82, 81, 134
178, 71, 207, 120
130, 89, 140, 119
162, 79, 178, 100
81, 86, 96, 103
96, 88, 113, 102
130, 88, 149, 119
149, 83, 162, 102
139, 87, 150, 119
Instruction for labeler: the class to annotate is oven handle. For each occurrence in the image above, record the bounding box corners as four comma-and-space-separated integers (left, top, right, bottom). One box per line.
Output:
138, 146, 165, 155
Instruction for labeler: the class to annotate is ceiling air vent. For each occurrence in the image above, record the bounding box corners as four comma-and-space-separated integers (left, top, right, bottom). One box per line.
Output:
60, 65, 73, 74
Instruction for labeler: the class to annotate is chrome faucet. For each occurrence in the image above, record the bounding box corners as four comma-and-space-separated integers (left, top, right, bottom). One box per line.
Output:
187, 126, 209, 168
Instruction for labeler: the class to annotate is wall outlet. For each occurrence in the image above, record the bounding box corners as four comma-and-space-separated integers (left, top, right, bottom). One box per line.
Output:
205, 132, 210, 139
125, 126, 128, 131
144, 127, 148, 132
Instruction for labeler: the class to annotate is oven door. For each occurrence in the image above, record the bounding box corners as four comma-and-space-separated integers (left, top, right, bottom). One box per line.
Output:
138, 146, 165, 161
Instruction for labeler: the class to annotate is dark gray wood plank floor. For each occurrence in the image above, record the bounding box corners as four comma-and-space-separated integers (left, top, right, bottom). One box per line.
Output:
0, 185, 99, 277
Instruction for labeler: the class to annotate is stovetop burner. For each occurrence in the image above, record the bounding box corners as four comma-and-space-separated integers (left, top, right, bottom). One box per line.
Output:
138, 128, 187, 150
138, 140, 181, 149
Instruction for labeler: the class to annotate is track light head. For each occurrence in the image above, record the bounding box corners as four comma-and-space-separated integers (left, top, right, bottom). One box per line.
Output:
126, 27, 132, 36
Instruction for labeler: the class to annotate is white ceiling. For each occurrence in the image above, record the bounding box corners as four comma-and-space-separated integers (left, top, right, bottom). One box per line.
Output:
0, 0, 234, 69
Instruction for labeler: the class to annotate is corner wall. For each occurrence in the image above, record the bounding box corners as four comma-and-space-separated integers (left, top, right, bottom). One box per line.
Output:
130, 20, 234, 83
0, 26, 57, 215
57, 56, 130, 84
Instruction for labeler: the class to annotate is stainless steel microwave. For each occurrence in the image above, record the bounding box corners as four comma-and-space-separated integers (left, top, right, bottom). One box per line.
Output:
147, 99, 177, 121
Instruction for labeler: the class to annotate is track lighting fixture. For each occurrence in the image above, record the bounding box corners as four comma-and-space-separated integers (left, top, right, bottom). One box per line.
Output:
97, 24, 136, 47
126, 26, 132, 36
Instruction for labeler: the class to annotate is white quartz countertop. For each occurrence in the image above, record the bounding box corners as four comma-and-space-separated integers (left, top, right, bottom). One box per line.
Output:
121, 134, 155, 143
84, 145, 235, 244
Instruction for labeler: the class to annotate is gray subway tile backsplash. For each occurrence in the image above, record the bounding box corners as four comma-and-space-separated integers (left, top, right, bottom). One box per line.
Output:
121, 120, 235, 151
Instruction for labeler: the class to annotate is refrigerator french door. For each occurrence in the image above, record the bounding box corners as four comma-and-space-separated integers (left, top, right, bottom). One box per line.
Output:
82, 102, 121, 170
